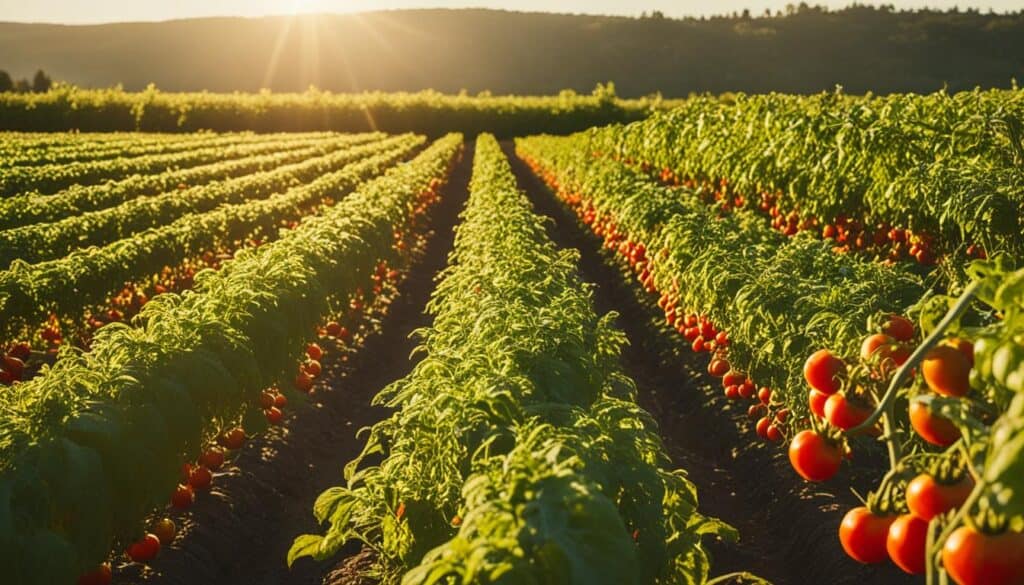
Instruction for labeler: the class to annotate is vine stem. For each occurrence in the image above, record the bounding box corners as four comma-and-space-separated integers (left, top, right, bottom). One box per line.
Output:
849, 280, 982, 437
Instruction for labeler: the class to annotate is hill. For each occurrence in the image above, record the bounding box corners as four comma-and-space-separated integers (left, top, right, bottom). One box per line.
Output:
0, 6, 1022, 96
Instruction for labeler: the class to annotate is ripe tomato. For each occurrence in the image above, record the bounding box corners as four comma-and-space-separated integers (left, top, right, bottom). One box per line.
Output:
803, 349, 846, 395
708, 358, 730, 377
265, 406, 284, 425
324, 321, 342, 337
77, 563, 112, 585
756, 416, 771, 439
860, 333, 896, 361
691, 337, 706, 352
758, 387, 772, 405
126, 533, 161, 562
722, 371, 745, 388
274, 393, 287, 408
715, 331, 729, 346
922, 345, 971, 397
304, 360, 322, 377
294, 372, 314, 393
748, 404, 766, 419
788, 430, 842, 482
682, 327, 700, 341
808, 390, 828, 418
945, 338, 975, 366
2, 355, 25, 381
9, 342, 31, 361
906, 473, 973, 521
942, 526, 1024, 585
724, 385, 741, 400
259, 390, 276, 410
909, 402, 960, 446
199, 448, 225, 470
306, 343, 324, 361
765, 424, 783, 442
171, 484, 194, 509
887, 514, 929, 574
824, 393, 872, 430
739, 380, 756, 399
188, 465, 213, 491
152, 518, 176, 545
219, 427, 246, 450
839, 507, 896, 563
775, 408, 790, 423
883, 314, 916, 342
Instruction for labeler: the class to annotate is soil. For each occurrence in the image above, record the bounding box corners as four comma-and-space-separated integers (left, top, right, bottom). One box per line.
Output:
501, 141, 916, 585
117, 142, 474, 585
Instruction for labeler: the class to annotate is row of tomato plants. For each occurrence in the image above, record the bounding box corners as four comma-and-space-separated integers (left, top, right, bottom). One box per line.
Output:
0, 133, 403, 268
0, 132, 160, 160
0, 131, 269, 169
516, 134, 1024, 583
585, 90, 1024, 276
0, 133, 463, 585
291, 134, 741, 585
0, 131, 337, 197
0, 132, 381, 230
0, 134, 425, 385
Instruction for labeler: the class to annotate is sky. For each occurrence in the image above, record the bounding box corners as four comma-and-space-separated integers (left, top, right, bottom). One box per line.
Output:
0, 0, 1020, 24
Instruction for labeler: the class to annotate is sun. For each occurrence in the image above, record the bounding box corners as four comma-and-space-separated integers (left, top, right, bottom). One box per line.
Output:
286, 0, 315, 15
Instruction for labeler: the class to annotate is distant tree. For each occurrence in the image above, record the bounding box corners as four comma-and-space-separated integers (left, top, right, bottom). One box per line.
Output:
32, 69, 52, 93
13, 79, 30, 93
649, 10, 664, 20
0, 70, 12, 92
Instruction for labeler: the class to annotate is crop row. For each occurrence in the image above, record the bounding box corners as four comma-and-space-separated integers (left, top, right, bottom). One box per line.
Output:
0, 134, 408, 267
291, 134, 736, 585
0, 133, 463, 585
0, 133, 425, 345
0, 132, 382, 230
586, 90, 1024, 274
0, 131, 333, 196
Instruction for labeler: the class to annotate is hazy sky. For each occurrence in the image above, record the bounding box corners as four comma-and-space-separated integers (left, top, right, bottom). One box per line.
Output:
0, 0, 1020, 24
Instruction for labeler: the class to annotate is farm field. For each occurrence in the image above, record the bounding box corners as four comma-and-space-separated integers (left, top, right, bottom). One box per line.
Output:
0, 85, 1022, 585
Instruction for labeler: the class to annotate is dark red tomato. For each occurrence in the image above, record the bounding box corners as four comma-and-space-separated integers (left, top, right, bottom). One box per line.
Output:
839, 507, 896, 564
923, 345, 971, 397
748, 404, 766, 419
171, 483, 194, 509
943, 526, 1024, 585
906, 473, 973, 521
758, 387, 772, 405
259, 390, 276, 410
188, 465, 212, 491
199, 448, 225, 470
766, 424, 784, 442
126, 533, 161, 563
9, 342, 31, 361
219, 427, 246, 450
775, 408, 790, 423
887, 514, 929, 574
691, 337, 706, 353
788, 430, 842, 482
883, 314, 916, 342
304, 360, 322, 377
739, 380, 756, 399
809, 390, 828, 419
324, 321, 342, 337
756, 416, 771, 439
803, 350, 846, 395
274, 393, 287, 409
824, 393, 872, 430
2, 355, 25, 381
265, 406, 284, 425
294, 372, 314, 393
909, 402, 960, 446
77, 563, 112, 585
306, 343, 324, 361
708, 358, 730, 377
724, 385, 741, 400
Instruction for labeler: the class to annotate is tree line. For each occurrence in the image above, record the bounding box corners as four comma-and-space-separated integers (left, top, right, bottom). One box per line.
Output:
0, 70, 52, 93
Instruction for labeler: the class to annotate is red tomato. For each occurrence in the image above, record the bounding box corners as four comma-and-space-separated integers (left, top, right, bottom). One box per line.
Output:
803, 350, 846, 395
722, 371, 745, 388
724, 385, 741, 400
747, 404, 766, 419
171, 483, 194, 509
808, 390, 828, 418
882, 314, 916, 342
304, 360, 322, 377
259, 390, 276, 410
766, 424, 783, 442
77, 563, 112, 585
839, 507, 896, 563
306, 343, 324, 361
906, 473, 973, 521
691, 337, 706, 353
219, 427, 246, 450
707, 358, 730, 377
295, 372, 314, 393
274, 393, 287, 409
199, 448, 225, 470
887, 514, 929, 574
324, 321, 342, 337
942, 526, 1024, 585
715, 331, 729, 346
739, 380, 756, 399
824, 393, 872, 430
758, 387, 772, 405
909, 402, 960, 446
756, 416, 771, 439
945, 338, 975, 367
860, 333, 896, 361
775, 408, 790, 423
188, 465, 213, 491
2, 355, 25, 381
683, 327, 700, 341
9, 342, 31, 361
265, 406, 284, 425
126, 533, 161, 563
788, 430, 842, 482
922, 345, 971, 397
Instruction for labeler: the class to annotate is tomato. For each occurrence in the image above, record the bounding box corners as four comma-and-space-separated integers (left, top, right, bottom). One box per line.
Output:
259, 390, 276, 410
171, 483, 194, 508
724, 385, 740, 400
909, 402, 960, 446
199, 448, 225, 470
923, 345, 971, 397
691, 337, 706, 352
682, 327, 700, 341
152, 518, 176, 545
883, 315, 916, 342
219, 427, 246, 450
337, 326, 352, 342
2, 355, 25, 381
9, 342, 31, 361
126, 533, 161, 562
306, 343, 324, 361
887, 514, 929, 574
756, 416, 771, 439
905, 473, 973, 521
803, 350, 846, 395
295, 372, 314, 393
942, 526, 1024, 585
766, 424, 783, 442
708, 358, 730, 377
304, 360, 322, 377
775, 408, 790, 423
758, 387, 772, 405
860, 333, 896, 361
715, 331, 729, 346
188, 465, 212, 491
748, 404, 766, 419
839, 507, 896, 564
824, 393, 872, 430
809, 390, 828, 418
945, 338, 975, 367
274, 393, 287, 408
788, 430, 842, 482
324, 321, 342, 337
77, 563, 112, 585
265, 406, 284, 425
